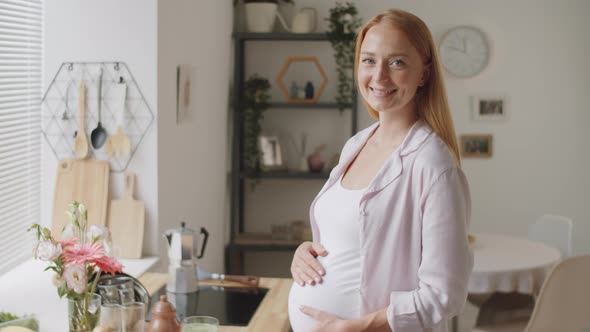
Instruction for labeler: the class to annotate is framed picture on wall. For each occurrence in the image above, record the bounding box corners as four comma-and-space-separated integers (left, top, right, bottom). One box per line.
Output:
176, 64, 193, 124
471, 96, 507, 121
461, 135, 493, 158
259, 135, 285, 170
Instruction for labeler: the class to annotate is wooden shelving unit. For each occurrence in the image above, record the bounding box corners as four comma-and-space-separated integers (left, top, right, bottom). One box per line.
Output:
226, 32, 357, 275
233, 233, 303, 251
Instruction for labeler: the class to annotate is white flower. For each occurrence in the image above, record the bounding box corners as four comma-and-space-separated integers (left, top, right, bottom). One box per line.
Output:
35, 240, 62, 261
78, 203, 87, 217
87, 224, 108, 241
101, 238, 113, 256
87, 224, 113, 256
63, 264, 87, 294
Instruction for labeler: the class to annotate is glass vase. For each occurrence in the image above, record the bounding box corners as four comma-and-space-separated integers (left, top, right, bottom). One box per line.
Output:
68, 293, 101, 332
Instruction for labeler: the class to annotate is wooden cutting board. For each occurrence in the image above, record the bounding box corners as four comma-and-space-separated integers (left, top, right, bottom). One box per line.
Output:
108, 172, 144, 259
52, 159, 110, 239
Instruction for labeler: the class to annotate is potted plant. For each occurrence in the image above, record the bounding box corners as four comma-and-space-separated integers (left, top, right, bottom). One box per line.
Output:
326, 2, 362, 109
243, 74, 271, 173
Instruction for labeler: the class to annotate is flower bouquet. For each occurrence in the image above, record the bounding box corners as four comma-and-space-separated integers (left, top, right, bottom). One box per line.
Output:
28, 201, 123, 332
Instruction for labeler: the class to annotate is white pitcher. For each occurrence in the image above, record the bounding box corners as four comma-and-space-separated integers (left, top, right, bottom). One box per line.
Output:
291, 7, 317, 33
244, 3, 317, 34
245, 2, 280, 33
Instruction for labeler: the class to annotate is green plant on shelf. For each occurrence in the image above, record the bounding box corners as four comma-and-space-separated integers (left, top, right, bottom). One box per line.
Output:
326, 2, 362, 109
243, 74, 271, 174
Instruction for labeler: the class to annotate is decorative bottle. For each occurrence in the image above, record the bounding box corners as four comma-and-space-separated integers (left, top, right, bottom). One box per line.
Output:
305, 81, 314, 99
290, 81, 299, 99
148, 295, 181, 332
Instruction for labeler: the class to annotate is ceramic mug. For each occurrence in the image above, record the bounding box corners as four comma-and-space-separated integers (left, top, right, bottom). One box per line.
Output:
292, 7, 317, 33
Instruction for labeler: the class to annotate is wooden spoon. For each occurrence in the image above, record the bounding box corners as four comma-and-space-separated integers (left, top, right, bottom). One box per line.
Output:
74, 80, 89, 159
105, 81, 130, 158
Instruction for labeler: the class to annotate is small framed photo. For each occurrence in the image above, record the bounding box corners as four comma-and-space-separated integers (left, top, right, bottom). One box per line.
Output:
471, 96, 506, 121
176, 64, 193, 124
461, 135, 493, 158
259, 135, 285, 170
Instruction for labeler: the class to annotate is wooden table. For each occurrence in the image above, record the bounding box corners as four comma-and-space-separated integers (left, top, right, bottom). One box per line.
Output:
139, 273, 293, 332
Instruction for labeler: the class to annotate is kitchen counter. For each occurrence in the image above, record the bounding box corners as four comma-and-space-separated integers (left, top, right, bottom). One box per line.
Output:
0, 256, 159, 331
139, 273, 293, 332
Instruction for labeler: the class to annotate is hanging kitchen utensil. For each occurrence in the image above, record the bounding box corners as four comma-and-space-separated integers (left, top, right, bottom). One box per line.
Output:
105, 80, 131, 158
91, 68, 107, 149
62, 83, 70, 121
74, 80, 89, 159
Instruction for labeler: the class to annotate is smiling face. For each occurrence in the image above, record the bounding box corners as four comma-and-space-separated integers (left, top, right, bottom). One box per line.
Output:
357, 22, 430, 118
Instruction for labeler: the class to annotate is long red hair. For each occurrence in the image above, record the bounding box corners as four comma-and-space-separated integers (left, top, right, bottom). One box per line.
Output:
355, 9, 461, 166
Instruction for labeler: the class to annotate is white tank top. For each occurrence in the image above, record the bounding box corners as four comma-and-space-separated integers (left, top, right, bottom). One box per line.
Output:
288, 176, 365, 332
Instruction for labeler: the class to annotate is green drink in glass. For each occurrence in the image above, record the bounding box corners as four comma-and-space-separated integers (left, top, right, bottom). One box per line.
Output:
182, 316, 219, 332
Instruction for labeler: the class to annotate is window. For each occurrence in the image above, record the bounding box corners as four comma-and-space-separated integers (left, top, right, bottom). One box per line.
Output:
0, 0, 42, 275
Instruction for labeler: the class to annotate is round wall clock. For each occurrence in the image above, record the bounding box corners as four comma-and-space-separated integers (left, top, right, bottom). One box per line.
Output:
439, 26, 490, 78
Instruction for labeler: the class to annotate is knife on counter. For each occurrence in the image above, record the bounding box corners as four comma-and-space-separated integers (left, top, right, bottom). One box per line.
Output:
196, 266, 260, 287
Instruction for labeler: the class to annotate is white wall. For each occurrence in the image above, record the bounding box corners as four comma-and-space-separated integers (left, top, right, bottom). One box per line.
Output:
42, 0, 590, 279
43, 0, 232, 274
242, 0, 590, 277
157, 1, 232, 273
359, 0, 590, 254
43, 0, 159, 256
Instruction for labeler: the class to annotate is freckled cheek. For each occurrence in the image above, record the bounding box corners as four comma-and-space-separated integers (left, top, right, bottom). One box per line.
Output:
357, 74, 372, 99
394, 72, 418, 86
357, 71, 370, 87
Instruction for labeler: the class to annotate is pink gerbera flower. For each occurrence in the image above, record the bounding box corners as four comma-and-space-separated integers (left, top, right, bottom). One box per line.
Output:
59, 237, 78, 250
93, 256, 124, 276
63, 242, 105, 266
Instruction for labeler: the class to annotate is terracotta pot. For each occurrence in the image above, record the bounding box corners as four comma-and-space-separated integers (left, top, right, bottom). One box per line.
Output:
148, 295, 180, 332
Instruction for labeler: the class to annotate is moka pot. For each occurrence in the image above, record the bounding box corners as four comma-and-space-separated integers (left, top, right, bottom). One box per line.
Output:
163, 221, 209, 293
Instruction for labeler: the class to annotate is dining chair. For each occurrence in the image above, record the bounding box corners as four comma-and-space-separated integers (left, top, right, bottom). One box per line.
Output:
473, 255, 590, 332
528, 214, 573, 257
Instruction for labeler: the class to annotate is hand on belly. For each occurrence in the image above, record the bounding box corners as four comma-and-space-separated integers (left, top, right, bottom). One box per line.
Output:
288, 250, 361, 332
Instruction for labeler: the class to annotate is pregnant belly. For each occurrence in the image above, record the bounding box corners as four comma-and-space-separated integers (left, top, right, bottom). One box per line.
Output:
288, 250, 361, 332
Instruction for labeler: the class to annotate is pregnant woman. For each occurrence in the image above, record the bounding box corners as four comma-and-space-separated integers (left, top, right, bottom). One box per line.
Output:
288, 9, 473, 332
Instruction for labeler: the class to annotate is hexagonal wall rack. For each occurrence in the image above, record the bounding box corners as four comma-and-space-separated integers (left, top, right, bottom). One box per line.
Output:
276, 56, 328, 103
41, 62, 154, 172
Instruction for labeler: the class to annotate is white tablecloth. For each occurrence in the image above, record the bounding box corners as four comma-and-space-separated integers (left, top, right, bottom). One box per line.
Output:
468, 233, 561, 295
